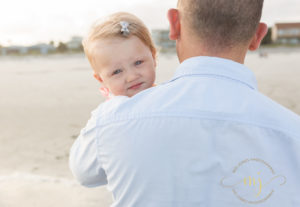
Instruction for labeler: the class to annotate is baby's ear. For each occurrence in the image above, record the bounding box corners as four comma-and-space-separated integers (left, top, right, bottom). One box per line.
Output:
152, 53, 157, 69
151, 48, 158, 68
93, 73, 103, 83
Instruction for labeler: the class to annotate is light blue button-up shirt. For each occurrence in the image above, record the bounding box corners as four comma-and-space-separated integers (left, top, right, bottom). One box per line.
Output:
69, 56, 300, 207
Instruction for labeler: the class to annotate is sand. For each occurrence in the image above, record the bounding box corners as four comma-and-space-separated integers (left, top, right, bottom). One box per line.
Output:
0, 48, 299, 207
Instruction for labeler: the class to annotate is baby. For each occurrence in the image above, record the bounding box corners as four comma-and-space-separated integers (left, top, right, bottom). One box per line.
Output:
82, 12, 157, 98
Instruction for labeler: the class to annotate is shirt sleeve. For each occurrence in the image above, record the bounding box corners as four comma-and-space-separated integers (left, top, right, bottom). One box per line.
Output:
69, 110, 108, 187
69, 96, 129, 187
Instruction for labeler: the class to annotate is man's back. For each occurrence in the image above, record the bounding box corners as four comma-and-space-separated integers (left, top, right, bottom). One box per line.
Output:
70, 57, 300, 206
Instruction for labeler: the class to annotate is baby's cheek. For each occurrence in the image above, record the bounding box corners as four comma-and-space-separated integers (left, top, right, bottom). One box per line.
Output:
150, 71, 156, 85
114, 83, 127, 96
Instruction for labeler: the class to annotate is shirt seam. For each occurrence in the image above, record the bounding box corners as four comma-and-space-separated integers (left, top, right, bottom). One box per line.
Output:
95, 112, 300, 140
168, 73, 256, 90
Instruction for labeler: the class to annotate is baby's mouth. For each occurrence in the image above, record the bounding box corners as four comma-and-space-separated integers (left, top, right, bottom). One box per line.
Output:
128, 82, 143, 90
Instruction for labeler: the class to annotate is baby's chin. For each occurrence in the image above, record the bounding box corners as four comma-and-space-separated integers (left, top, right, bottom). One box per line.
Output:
126, 82, 152, 97
112, 91, 139, 97
112, 82, 154, 97
126, 90, 142, 97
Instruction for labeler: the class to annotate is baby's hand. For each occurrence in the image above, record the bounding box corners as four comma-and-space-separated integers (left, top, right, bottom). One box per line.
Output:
99, 87, 111, 100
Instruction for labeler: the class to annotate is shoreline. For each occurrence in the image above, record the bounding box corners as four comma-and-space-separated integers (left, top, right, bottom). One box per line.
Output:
0, 46, 300, 59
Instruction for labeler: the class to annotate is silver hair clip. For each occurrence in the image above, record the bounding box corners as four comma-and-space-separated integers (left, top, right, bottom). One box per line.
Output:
120, 21, 130, 36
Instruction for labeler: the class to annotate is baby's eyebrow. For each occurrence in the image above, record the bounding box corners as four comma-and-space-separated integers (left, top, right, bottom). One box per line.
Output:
133, 56, 146, 61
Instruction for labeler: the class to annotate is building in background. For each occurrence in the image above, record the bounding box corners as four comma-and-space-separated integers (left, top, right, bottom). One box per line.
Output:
272, 22, 300, 44
66, 36, 83, 51
151, 29, 175, 52
0, 44, 55, 55
0, 36, 83, 56
0, 46, 28, 55
28, 44, 56, 54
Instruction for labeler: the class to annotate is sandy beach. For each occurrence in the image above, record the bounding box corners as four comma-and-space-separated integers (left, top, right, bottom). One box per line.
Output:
0, 48, 300, 206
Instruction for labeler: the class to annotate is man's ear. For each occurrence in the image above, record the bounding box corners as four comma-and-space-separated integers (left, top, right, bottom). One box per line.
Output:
248, 23, 268, 51
93, 73, 103, 83
167, 8, 181, 40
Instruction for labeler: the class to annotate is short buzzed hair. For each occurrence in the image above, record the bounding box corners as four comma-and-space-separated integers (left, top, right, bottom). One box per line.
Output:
178, 0, 264, 49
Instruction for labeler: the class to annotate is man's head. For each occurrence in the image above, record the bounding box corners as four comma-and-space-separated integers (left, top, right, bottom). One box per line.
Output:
168, 0, 267, 63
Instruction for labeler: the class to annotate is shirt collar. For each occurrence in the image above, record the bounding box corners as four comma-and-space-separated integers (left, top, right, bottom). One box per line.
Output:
168, 56, 258, 90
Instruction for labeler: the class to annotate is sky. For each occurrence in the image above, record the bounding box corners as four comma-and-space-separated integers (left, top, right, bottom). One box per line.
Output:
1, 0, 300, 46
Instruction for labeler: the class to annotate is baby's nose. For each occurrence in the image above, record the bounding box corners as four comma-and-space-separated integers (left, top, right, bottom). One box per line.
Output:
126, 70, 139, 82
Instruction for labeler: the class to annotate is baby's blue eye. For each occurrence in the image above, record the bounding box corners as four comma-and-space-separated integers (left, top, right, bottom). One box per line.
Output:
135, 60, 143, 66
112, 69, 122, 75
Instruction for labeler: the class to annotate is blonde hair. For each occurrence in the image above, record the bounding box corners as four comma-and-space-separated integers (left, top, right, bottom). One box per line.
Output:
83, 12, 157, 65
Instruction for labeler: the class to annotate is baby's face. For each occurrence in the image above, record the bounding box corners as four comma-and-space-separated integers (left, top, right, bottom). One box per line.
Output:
91, 36, 156, 97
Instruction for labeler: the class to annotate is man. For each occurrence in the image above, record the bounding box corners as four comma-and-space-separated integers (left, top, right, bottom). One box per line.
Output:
70, 0, 300, 206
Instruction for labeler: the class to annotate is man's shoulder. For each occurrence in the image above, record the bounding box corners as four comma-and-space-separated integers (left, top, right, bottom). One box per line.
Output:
91, 96, 131, 123
253, 92, 300, 136
91, 85, 171, 122
91, 83, 300, 136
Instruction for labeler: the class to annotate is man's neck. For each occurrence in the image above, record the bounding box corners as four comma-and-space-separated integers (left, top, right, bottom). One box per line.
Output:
177, 37, 248, 64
